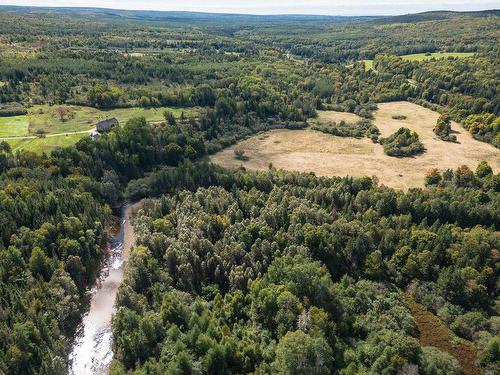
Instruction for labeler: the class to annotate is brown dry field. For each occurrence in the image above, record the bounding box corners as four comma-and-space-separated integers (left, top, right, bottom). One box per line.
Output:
210, 102, 500, 189
315, 110, 362, 124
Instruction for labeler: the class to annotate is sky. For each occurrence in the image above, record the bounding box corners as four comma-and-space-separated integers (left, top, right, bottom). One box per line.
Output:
0, 1, 498, 16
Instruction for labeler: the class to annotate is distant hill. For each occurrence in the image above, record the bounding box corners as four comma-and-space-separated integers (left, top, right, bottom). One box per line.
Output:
0, 5, 496, 27
371, 9, 500, 24
0, 5, 373, 24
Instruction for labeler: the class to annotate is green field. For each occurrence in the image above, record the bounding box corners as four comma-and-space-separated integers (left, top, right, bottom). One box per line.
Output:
361, 52, 474, 71
0, 115, 29, 137
6, 133, 88, 154
401, 52, 475, 61
1, 105, 196, 153
26, 105, 195, 135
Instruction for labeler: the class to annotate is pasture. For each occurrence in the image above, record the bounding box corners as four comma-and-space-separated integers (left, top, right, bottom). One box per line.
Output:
361, 52, 474, 71
0, 104, 196, 153
25, 105, 194, 135
6, 133, 88, 154
401, 52, 475, 61
211, 102, 499, 189
0, 115, 29, 137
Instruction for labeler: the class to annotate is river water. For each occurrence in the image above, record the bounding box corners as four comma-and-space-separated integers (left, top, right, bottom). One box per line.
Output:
68, 204, 135, 375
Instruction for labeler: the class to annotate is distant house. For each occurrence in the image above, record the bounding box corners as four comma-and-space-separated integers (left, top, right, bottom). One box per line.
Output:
96, 118, 119, 133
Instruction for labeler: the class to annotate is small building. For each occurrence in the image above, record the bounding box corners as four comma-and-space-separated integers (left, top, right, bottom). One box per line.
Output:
96, 118, 119, 133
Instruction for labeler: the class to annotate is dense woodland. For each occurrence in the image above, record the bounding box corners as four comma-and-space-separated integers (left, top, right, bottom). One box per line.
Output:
0, 6, 498, 375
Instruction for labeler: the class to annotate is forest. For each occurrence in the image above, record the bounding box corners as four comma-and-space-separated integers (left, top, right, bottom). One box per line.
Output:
0, 5, 498, 375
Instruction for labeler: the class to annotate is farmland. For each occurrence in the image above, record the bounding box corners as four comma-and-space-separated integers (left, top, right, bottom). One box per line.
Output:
211, 102, 499, 189
0, 115, 29, 137
362, 51, 475, 70
6, 133, 88, 154
0, 105, 195, 153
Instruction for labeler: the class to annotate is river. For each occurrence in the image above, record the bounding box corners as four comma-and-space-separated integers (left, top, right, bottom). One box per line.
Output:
68, 203, 136, 375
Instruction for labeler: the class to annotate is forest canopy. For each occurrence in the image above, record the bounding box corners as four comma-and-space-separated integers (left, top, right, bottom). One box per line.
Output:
0, 6, 498, 375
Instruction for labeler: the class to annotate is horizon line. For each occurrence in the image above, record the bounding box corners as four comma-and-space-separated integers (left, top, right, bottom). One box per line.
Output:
0, 3, 498, 18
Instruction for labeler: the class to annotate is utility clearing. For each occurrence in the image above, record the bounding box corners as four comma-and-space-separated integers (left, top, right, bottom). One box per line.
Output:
211, 102, 499, 189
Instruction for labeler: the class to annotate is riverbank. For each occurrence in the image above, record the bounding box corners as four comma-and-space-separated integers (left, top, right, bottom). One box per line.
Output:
68, 201, 141, 374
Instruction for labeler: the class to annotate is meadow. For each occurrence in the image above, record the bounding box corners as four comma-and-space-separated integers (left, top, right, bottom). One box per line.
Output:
1, 105, 196, 153
211, 102, 499, 189
27, 105, 195, 135
0, 115, 29, 137
6, 133, 88, 154
362, 51, 474, 71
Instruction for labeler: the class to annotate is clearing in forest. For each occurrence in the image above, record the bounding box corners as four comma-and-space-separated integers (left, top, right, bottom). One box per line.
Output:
25, 105, 193, 135
210, 102, 499, 189
361, 52, 474, 71
1, 105, 195, 153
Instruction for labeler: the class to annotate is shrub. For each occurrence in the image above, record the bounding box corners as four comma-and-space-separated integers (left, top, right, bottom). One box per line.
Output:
434, 114, 455, 141
234, 149, 248, 161
425, 169, 442, 186
380, 127, 425, 157
392, 115, 407, 120
463, 113, 500, 148
164, 111, 176, 125
476, 161, 493, 178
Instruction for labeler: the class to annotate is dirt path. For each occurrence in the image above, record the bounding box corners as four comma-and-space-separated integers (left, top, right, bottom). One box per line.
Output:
0, 128, 95, 141
406, 294, 481, 375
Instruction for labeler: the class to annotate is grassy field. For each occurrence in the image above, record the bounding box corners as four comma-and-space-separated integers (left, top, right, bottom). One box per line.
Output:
0, 115, 29, 137
401, 52, 475, 61
361, 52, 473, 71
0, 104, 195, 153
312, 110, 362, 124
211, 101, 499, 189
25, 105, 195, 135
6, 133, 88, 154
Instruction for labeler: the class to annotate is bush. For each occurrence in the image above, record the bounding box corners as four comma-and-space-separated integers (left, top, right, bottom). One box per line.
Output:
463, 113, 499, 148
476, 161, 493, 178
425, 168, 442, 186
234, 149, 248, 161
450, 311, 489, 341
434, 114, 455, 141
392, 115, 407, 120
380, 127, 425, 157
285, 121, 307, 130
